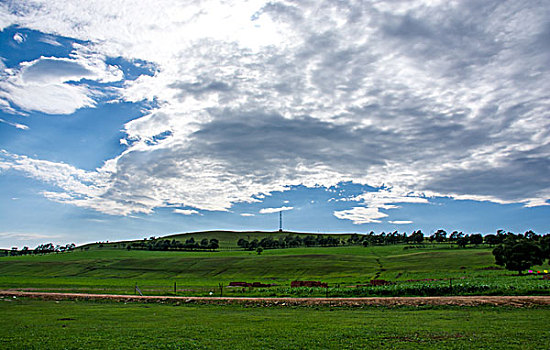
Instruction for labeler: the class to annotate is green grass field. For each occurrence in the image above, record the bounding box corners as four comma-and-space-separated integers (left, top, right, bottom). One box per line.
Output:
1, 237, 549, 297
1, 298, 549, 349
2, 232, 550, 349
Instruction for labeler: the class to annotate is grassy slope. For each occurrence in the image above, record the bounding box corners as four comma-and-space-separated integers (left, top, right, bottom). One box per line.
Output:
1, 299, 549, 349
2, 229, 548, 295
80, 230, 357, 250
0, 245, 492, 283
2, 243, 548, 296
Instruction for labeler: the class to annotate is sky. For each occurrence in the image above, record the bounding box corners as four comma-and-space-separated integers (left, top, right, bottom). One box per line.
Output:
0, 0, 549, 248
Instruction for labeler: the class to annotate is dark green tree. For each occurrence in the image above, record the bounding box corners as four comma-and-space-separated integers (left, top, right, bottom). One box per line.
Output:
539, 235, 550, 260
431, 229, 447, 243
469, 234, 483, 246
208, 239, 219, 250
409, 230, 424, 244
457, 236, 468, 248
484, 234, 499, 246
492, 241, 545, 275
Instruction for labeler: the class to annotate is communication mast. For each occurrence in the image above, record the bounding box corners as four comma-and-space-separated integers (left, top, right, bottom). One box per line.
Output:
279, 210, 283, 232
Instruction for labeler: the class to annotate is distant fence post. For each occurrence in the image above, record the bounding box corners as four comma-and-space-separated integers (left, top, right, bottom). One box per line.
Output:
135, 283, 143, 296
219, 283, 223, 297
174, 281, 177, 295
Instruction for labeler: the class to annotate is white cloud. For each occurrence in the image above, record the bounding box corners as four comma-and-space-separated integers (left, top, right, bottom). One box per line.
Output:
38, 35, 62, 47
173, 209, 200, 216
333, 207, 388, 224
0, 232, 61, 241
0, 0, 549, 217
389, 220, 413, 225
240, 213, 255, 217
0, 232, 68, 249
259, 206, 293, 214
0, 49, 123, 115
333, 188, 427, 224
0, 118, 29, 130
13, 32, 25, 43
345, 189, 429, 209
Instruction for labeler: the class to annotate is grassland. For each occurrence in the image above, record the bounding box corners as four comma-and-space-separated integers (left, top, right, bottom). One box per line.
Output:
1, 236, 549, 297
0, 298, 548, 349
2, 231, 550, 349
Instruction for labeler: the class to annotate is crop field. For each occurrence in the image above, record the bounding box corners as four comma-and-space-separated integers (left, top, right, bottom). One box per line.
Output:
1, 237, 549, 297
1, 298, 549, 349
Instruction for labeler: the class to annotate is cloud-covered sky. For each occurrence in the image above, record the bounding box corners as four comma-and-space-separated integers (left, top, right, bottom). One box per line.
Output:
1, 1, 549, 248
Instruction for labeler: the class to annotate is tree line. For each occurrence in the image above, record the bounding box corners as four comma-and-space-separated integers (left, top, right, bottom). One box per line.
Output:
127, 237, 219, 251
234, 230, 509, 250
237, 235, 341, 250
2, 243, 76, 256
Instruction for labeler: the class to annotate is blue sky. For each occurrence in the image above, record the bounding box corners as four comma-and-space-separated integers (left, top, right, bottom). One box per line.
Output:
1, 1, 549, 248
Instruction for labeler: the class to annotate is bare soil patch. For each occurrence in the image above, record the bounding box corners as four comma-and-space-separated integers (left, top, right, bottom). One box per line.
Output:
2, 290, 550, 307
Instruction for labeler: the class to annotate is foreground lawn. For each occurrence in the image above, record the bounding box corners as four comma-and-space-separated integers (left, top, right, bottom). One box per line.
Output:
1, 298, 549, 349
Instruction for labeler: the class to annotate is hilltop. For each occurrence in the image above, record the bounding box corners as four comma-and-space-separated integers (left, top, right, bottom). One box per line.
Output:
79, 230, 359, 250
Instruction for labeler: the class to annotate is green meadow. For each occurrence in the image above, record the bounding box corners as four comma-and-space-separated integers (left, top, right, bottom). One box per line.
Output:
1, 231, 549, 297
1, 298, 549, 349
2, 231, 550, 349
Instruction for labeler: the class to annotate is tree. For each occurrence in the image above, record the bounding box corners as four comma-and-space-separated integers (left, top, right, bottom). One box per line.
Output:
237, 238, 249, 249
208, 239, 219, 250
409, 230, 424, 244
492, 241, 545, 275
256, 247, 263, 255
469, 234, 483, 246
457, 236, 468, 248
430, 229, 447, 243
484, 234, 499, 247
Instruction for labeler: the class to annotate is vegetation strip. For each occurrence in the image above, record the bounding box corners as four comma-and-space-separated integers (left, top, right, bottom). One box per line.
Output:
2, 291, 550, 307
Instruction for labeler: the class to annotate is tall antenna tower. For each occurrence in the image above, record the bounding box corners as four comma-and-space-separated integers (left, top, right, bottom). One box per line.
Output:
279, 210, 283, 232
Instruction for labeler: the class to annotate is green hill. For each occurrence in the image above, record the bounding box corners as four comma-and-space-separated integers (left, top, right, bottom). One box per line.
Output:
1, 238, 548, 297
1, 231, 549, 297
79, 230, 358, 250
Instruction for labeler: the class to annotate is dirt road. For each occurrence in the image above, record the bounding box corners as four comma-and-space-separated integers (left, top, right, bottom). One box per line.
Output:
2, 290, 550, 307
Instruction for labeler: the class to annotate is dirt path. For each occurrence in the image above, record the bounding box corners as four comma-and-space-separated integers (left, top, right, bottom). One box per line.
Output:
2, 290, 550, 307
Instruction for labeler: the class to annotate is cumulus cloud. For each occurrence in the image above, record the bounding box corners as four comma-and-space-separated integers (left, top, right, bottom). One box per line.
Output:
345, 189, 429, 209
334, 207, 388, 224
259, 206, 293, 214
0, 0, 549, 218
12, 32, 25, 43
0, 46, 123, 114
333, 188, 428, 224
173, 209, 200, 216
